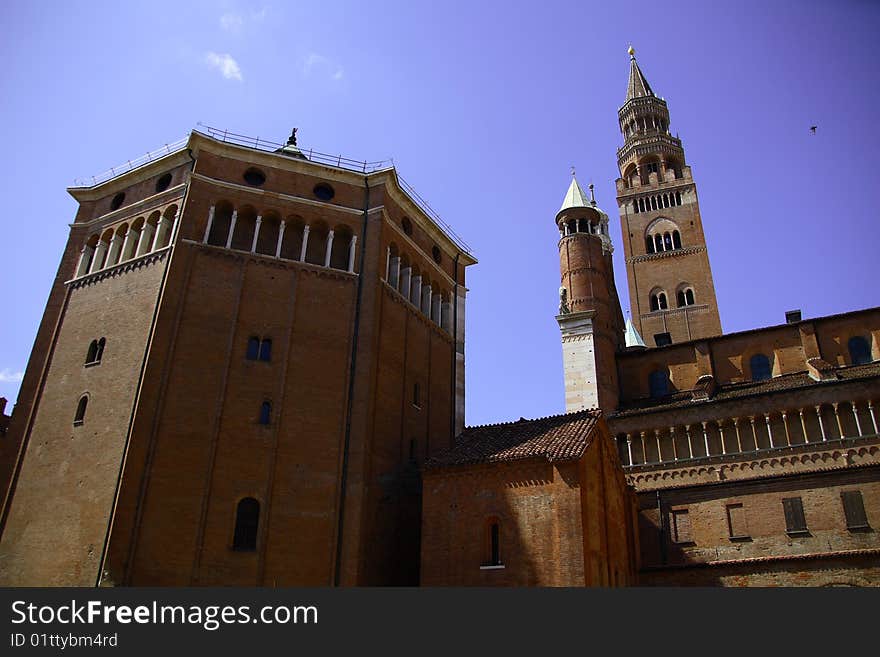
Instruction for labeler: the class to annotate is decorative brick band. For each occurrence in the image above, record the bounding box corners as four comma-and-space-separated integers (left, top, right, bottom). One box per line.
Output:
66, 248, 169, 290
627, 245, 705, 264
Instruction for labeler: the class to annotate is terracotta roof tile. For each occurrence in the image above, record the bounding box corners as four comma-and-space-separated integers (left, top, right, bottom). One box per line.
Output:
424, 408, 602, 470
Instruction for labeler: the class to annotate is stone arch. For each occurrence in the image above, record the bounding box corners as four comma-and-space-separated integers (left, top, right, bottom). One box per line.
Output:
305, 220, 329, 265
330, 223, 354, 270
209, 200, 234, 247
231, 204, 258, 251
281, 214, 305, 260
256, 209, 282, 256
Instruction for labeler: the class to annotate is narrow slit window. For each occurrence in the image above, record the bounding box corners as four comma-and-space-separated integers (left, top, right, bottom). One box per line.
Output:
232, 498, 260, 551
74, 395, 88, 426
259, 338, 272, 362
259, 401, 272, 425
246, 337, 260, 360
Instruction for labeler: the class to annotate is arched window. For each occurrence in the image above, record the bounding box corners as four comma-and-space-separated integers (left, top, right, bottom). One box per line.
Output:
750, 354, 772, 381
649, 369, 669, 398
654, 234, 663, 252
96, 337, 106, 362
676, 191, 682, 205
74, 395, 88, 425
233, 498, 260, 551
848, 336, 872, 365
246, 337, 260, 360
677, 290, 686, 308
485, 518, 502, 567
664, 232, 672, 251
658, 292, 668, 310
685, 289, 694, 305
633, 200, 640, 214
650, 294, 659, 312
672, 231, 682, 249
86, 340, 99, 364
259, 401, 272, 425
259, 338, 272, 362
646, 236, 655, 254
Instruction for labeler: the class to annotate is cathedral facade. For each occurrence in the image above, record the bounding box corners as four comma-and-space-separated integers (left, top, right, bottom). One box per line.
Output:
1, 51, 878, 587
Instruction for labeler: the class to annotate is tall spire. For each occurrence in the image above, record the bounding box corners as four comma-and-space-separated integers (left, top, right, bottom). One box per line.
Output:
625, 46, 655, 102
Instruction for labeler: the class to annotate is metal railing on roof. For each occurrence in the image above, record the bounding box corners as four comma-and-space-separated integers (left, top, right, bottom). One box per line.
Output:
71, 124, 474, 256
71, 136, 189, 187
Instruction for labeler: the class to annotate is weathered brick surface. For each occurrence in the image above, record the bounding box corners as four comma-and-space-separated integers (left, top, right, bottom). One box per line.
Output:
421, 422, 637, 586
0, 256, 167, 585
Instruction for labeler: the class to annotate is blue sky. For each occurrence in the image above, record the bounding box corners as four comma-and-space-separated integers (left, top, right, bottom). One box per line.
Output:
1, 0, 878, 426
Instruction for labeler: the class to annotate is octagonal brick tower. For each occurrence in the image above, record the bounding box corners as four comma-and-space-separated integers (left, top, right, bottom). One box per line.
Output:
556, 175, 625, 413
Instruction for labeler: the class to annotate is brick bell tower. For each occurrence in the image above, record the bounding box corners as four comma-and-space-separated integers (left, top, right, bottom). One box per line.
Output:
616, 46, 722, 346
556, 174, 625, 413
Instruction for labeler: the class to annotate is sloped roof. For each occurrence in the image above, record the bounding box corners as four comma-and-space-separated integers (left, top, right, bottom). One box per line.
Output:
558, 176, 592, 214
626, 51, 655, 102
424, 408, 602, 470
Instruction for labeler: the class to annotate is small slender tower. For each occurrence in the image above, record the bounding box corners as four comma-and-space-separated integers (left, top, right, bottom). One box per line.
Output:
556, 174, 625, 413
616, 46, 722, 346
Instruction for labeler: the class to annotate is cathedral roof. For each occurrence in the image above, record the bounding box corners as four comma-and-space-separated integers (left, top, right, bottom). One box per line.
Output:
558, 175, 592, 215
424, 408, 602, 469
626, 47, 655, 102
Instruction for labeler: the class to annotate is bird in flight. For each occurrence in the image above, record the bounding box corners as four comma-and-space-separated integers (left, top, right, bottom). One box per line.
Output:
810, 125, 817, 134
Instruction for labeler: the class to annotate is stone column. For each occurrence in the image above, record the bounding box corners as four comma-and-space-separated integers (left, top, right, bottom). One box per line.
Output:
764, 413, 775, 448
670, 426, 678, 461
701, 421, 710, 457
851, 401, 863, 437
733, 418, 742, 453
225, 210, 238, 249
154, 215, 171, 250
749, 416, 758, 451
833, 402, 844, 439
275, 221, 286, 258
780, 411, 791, 447
76, 245, 95, 277
120, 229, 137, 261
654, 429, 662, 463
432, 293, 441, 324
684, 425, 693, 459
799, 409, 809, 444
300, 225, 310, 262
89, 241, 108, 273
626, 434, 633, 466
348, 235, 358, 272
324, 230, 335, 267
868, 400, 878, 435
105, 234, 121, 267
250, 216, 262, 253
410, 275, 421, 306
203, 205, 215, 243
136, 222, 155, 257
442, 297, 453, 333
815, 405, 827, 441
421, 283, 432, 316
640, 432, 647, 465
718, 420, 727, 455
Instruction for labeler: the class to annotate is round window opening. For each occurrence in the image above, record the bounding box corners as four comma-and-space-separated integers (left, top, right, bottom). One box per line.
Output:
110, 192, 125, 211
432, 246, 442, 264
243, 168, 266, 187
155, 173, 172, 193
402, 217, 413, 236
313, 183, 335, 201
